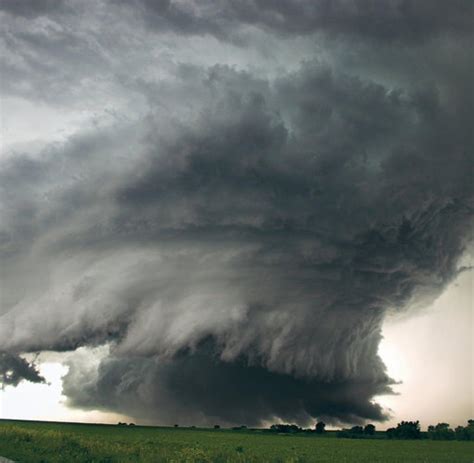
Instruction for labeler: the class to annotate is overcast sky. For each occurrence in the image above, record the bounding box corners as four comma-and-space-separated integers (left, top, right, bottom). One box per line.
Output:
0, 0, 472, 428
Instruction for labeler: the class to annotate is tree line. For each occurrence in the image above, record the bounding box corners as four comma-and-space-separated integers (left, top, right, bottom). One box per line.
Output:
265, 419, 474, 440
385, 420, 474, 440
146, 419, 474, 440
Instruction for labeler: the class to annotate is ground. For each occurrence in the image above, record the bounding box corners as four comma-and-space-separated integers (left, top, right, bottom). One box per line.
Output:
0, 420, 473, 462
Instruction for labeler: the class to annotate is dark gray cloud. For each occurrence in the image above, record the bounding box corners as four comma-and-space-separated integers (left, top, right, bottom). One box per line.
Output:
3, 0, 472, 41
0, 353, 45, 386
63, 338, 391, 426
0, 0, 65, 18
0, 1, 472, 426
121, 0, 473, 42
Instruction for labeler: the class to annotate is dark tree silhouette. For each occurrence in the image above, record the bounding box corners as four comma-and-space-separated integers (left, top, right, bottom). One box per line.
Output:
454, 420, 474, 441
350, 426, 364, 435
364, 424, 376, 435
427, 423, 455, 440
315, 421, 326, 434
270, 424, 301, 433
386, 421, 421, 439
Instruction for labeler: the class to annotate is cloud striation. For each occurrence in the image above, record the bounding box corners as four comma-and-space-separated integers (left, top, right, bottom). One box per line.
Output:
0, 0, 472, 426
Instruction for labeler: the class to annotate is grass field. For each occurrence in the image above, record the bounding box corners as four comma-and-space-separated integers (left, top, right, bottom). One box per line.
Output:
0, 420, 473, 462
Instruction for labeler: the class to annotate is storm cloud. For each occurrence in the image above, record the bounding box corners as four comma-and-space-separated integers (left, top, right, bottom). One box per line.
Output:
0, 353, 45, 386
0, 1, 472, 426
119, 0, 473, 42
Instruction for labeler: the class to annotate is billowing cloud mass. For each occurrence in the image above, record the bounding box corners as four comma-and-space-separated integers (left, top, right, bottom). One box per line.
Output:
0, 1, 472, 426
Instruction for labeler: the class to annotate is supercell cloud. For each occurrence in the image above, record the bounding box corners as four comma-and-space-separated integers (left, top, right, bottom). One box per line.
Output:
0, 1, 472, 426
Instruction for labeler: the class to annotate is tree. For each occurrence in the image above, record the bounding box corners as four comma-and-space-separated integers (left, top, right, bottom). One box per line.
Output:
270, 424, 301, 433
427, 423, 454, 440
315, 421, 326, 434
350, 426, 364, 435
337, 425, 368, 439
454, 420, 474, 441
214, 424, 220, 429
455, 426, 468, 440
364, 424, 376, 436
386, 421, 421, 439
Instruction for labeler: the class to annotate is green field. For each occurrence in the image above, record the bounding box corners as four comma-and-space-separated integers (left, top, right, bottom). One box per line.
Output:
0, 420, 472, 462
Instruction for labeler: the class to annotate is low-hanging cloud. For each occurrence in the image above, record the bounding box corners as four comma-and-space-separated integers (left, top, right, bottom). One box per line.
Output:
0, 353, 45, 386
0, 1, 472, 426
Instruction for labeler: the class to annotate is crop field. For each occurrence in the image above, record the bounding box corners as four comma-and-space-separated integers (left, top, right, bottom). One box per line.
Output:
0, 420, 473, 463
